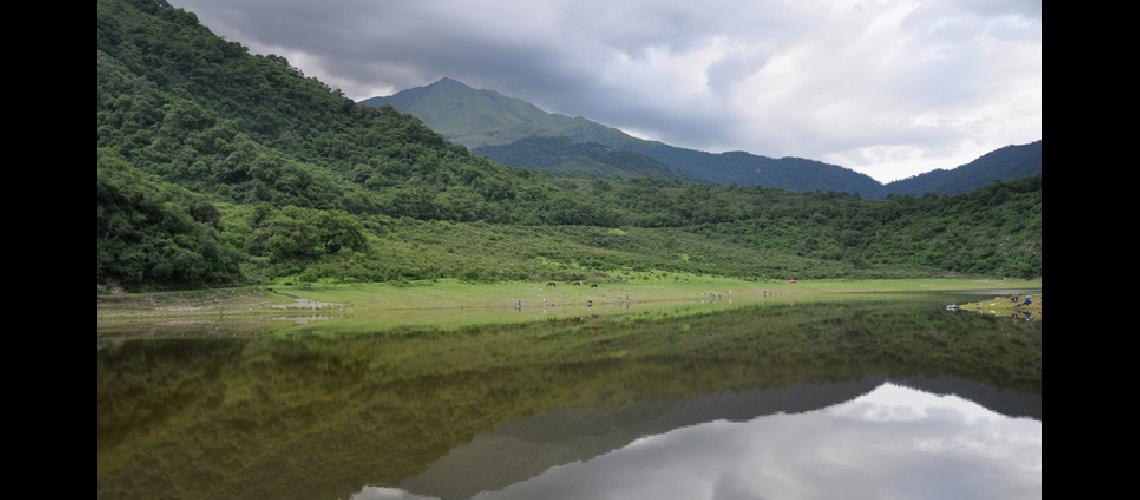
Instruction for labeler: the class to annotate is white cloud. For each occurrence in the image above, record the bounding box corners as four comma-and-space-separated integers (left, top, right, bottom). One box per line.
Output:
169, 0, 1041, 182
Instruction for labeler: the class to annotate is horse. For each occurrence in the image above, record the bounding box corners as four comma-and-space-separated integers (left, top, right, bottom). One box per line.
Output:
546, 282, 557, 287
590, 284, 598, 288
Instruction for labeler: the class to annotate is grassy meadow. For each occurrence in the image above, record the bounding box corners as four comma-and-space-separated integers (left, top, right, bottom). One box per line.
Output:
97, 274, 1042, 336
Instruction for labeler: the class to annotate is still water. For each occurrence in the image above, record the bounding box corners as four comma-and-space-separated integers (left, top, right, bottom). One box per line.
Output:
97, 292, 1041, 499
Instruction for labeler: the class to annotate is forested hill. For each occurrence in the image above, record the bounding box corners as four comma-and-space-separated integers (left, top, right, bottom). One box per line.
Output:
362, 78, 887, 197
364, 79, 1042, 199
362, 78, 685, 182
97, 0, 1041, 290
359, 77, 633, 148
883, 141, 1042, 196
473, 137, 686, 181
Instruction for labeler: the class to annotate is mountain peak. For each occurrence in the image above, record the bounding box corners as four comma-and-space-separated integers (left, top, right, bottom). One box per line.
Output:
432, 76, 469, 88
362, 79, 1037, 198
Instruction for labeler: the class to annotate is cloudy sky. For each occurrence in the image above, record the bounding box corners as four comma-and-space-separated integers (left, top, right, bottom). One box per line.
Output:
169, 0, 1041, 182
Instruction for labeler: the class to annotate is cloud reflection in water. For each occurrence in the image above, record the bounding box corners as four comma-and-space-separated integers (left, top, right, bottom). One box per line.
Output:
356, 382, 1041, 500
485, 383, 1040, 500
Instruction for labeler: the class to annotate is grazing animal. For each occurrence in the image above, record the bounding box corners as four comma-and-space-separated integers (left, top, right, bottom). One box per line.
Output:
546, 282, 557, 287
575, 281, 583, 286
591, 284, 598, 288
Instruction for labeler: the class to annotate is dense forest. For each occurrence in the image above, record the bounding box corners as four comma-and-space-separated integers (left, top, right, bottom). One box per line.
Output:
474, 136, 684, 180
96, 0, 1041, 290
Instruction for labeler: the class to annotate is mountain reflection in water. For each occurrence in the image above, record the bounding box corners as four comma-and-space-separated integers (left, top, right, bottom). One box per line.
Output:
353, 377, 1039, 500
97, 295, 1040, 500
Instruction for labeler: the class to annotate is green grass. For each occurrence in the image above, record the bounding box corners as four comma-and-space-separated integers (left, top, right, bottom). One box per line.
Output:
97, 275, 1042, 336
960, 294, 1043, 318
316, 219, 954, 282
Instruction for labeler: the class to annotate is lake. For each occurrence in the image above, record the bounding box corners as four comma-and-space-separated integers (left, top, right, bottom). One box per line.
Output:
97, 291, 1041, 499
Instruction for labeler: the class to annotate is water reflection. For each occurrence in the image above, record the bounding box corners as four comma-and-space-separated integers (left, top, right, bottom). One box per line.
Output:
97, 297, 1041, 500
474, 383, 1040, 500
377, 376, 1039, 500
356, 381, 1040, 500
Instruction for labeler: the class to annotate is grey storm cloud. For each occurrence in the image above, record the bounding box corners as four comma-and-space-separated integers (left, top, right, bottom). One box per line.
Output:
168, 0, 1041, 182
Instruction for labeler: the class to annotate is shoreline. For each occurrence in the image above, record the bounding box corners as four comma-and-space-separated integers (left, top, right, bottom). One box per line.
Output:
97, 276, 1042, 336
958, 294, 1043, 319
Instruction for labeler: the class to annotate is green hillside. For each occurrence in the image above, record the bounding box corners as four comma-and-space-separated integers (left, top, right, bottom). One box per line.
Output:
361, 79, 888, 196
360, 77, 635, 148
473, 136, 685, 180
884, 141, 1042, 196
97, 0, 1041, 291
364, 79, 1042, 199
97, 149, 243, 288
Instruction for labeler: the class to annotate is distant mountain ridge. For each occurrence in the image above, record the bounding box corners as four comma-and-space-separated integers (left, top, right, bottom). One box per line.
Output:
362, 79, 1041, 197
884, 141, 1042, 196
96, 0, 1041, 290
360, 77, 632, 148
360, 78, 663, 182
362, 78, 887, 197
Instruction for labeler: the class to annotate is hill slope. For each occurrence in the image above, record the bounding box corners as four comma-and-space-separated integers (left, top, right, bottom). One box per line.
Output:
364, 79, 1043, 199
97, 0, 1041, 290
884, 141, 1042, 196
362, 79, 887, 197
472, 136, 685, 180
360, 77, 634, 148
